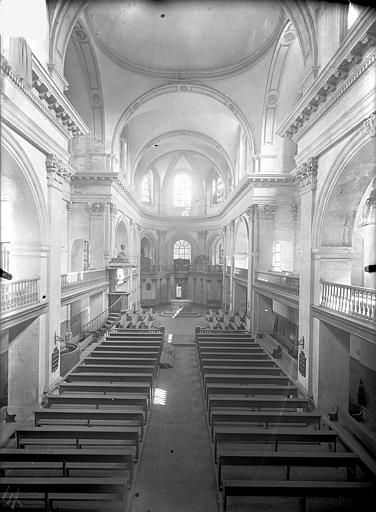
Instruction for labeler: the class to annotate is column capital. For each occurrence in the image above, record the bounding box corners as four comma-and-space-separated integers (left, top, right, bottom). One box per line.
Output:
107, 202, 118, 219
89, 201, 106, 217
46, 154, 75, 188
245, 205, 257, 221
66, 200, 73, 212
363, 113, 376, 138
293, 156, 318, 194
257, 204, 277, 220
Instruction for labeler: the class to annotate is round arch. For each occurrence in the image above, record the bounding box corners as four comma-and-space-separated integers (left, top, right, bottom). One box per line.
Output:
111, 82, 255, 167
234, 216, 249, 269
313, 130, 376, 248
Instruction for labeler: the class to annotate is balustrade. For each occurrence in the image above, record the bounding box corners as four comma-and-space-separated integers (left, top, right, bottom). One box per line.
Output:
255, 271, 300, 296
140, 264, 223, 274
0, 277, 40, 312
320, 280, 375, 322
61, 269, 108, 295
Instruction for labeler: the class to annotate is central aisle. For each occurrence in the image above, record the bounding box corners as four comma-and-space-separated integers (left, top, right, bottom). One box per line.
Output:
130, 315, 219, 512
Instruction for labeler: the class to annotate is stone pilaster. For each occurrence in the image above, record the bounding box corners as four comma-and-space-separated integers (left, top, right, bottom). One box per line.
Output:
245, 205, 256, 330
294, 156, 318, 396
89, 201, 106, 269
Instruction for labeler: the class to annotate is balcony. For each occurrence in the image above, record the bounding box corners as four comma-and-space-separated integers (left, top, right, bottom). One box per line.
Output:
140, 264, 223, 275
0, 277, 40, 313
320, 280, 375, 322
255, 271, 300, 296
61, 269, 109, 300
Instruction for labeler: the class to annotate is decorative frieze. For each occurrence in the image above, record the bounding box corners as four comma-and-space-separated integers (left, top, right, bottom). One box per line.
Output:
257, 204, 277, 220
363, 113, 376, 137
293, 157, 318, 194
89, 201, 106, 216
46, 154, 75, 187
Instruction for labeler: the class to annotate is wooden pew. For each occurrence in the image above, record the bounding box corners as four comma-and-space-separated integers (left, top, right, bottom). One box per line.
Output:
0, 448, 134, 486
46, 393, 149, 419
200, 353, 270, 361
34, 408, 145, 440
76, 364, 156, 375
202, 366, 282, 376
197, 341, 260, 348
84, 357, 158, 366
58, 382, 152, 404
198, 347, 265, 355
202, 359, 276, 367
94, 345, 161, 352
217, 450, 361, 489
0, 477, 127, 511
204, 375, 291, 386
16, 425, 140, 460
222, 480, 374, 512
66, 372, 154, 387
210, 410, 321, 438
89, 350, 159, 359
101, 340, 162, 347
207, 396, 311, 414
205, 384, 299, 404
213, 426, 338, 462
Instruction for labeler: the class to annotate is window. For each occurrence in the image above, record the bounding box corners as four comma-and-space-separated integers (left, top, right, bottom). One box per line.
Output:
212, 175, 224, 204
176, 282, 182, 298
272, 242, 281, 272
141, 170, 153, 203
173, 240, 191, 261
173, 174, 191, 207
348, 2, 361, 29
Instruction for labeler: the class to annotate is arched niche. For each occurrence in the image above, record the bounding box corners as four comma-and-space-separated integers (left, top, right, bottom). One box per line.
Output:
141, 235, 156, 269
0, 144, 45, 280
207, 232, 224, 266
234, 217, 249, 269
70, 238, 89, 272
115, 220, 128, 256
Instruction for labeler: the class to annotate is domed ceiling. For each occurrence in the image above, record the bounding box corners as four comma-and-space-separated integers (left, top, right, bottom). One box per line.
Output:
85, 0, 285, 78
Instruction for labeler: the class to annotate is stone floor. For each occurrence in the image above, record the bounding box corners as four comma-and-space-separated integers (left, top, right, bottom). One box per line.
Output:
129, 313, 219, 512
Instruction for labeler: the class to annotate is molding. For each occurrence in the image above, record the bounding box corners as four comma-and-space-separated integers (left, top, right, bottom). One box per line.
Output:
0, 302, 48, 332
61, 282, 109, 306
277, 15, 376, 141
312, 246, 354, 260
312, 305, 376, 344
85, 7, 285, 80
254, 282, 299, 310
363, 112, 376, 137
257, 204, 278, 220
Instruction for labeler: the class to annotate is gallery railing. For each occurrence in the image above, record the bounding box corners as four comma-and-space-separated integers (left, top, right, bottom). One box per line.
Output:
140, 264, 223, 273
255, 271, 300, 296
61, 269, 108, 295
0, 277, 40, 312
320, 280, 375, 322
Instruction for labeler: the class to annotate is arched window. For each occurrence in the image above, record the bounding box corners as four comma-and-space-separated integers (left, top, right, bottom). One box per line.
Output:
141, 170, 153, 203
173, 240, 191, 267
212, 175, 224, 204
173, 174, 191, 207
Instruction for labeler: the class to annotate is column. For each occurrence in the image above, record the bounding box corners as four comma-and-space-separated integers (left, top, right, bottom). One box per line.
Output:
229, 220, 235, 313
66, 201, 73, 272
45, 154, 74, 392
105, 202, 118, 264
293, 156, 318, 396
89, 201, 106, 269
222, 227, 227, 308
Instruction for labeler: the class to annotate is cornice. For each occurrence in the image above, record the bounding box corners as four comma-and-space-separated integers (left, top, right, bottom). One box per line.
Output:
277, 15, 376, 141
71, 172, 293, 226
1, 55, 89, 139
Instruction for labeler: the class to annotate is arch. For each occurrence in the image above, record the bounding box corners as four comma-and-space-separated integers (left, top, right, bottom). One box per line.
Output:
140, 233, 157, 269
115, 219, 128, 254
166, 232, 199, 263
313, 129, 376, 247
111, 82, 255, 167
132, 130, 234, 186
234, 217, 249, 269
207, 231, 225, 266
1, 126, 48, 246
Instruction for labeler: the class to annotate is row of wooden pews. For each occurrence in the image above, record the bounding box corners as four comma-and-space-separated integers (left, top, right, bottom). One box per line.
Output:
0, 328, 164, 511
195, 329, 376, 512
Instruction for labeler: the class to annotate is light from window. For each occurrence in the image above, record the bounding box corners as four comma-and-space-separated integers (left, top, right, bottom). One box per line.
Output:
141, 170, 153, 203
272, 242, 281, 272
213, 175, 225, 204
173, 174, 191, 207
173, 239, 191, 261
348, 2, 360, 29
176, 282, 182, 298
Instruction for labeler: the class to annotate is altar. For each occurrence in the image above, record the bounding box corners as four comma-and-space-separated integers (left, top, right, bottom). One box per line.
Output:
170, 299, 192, 316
